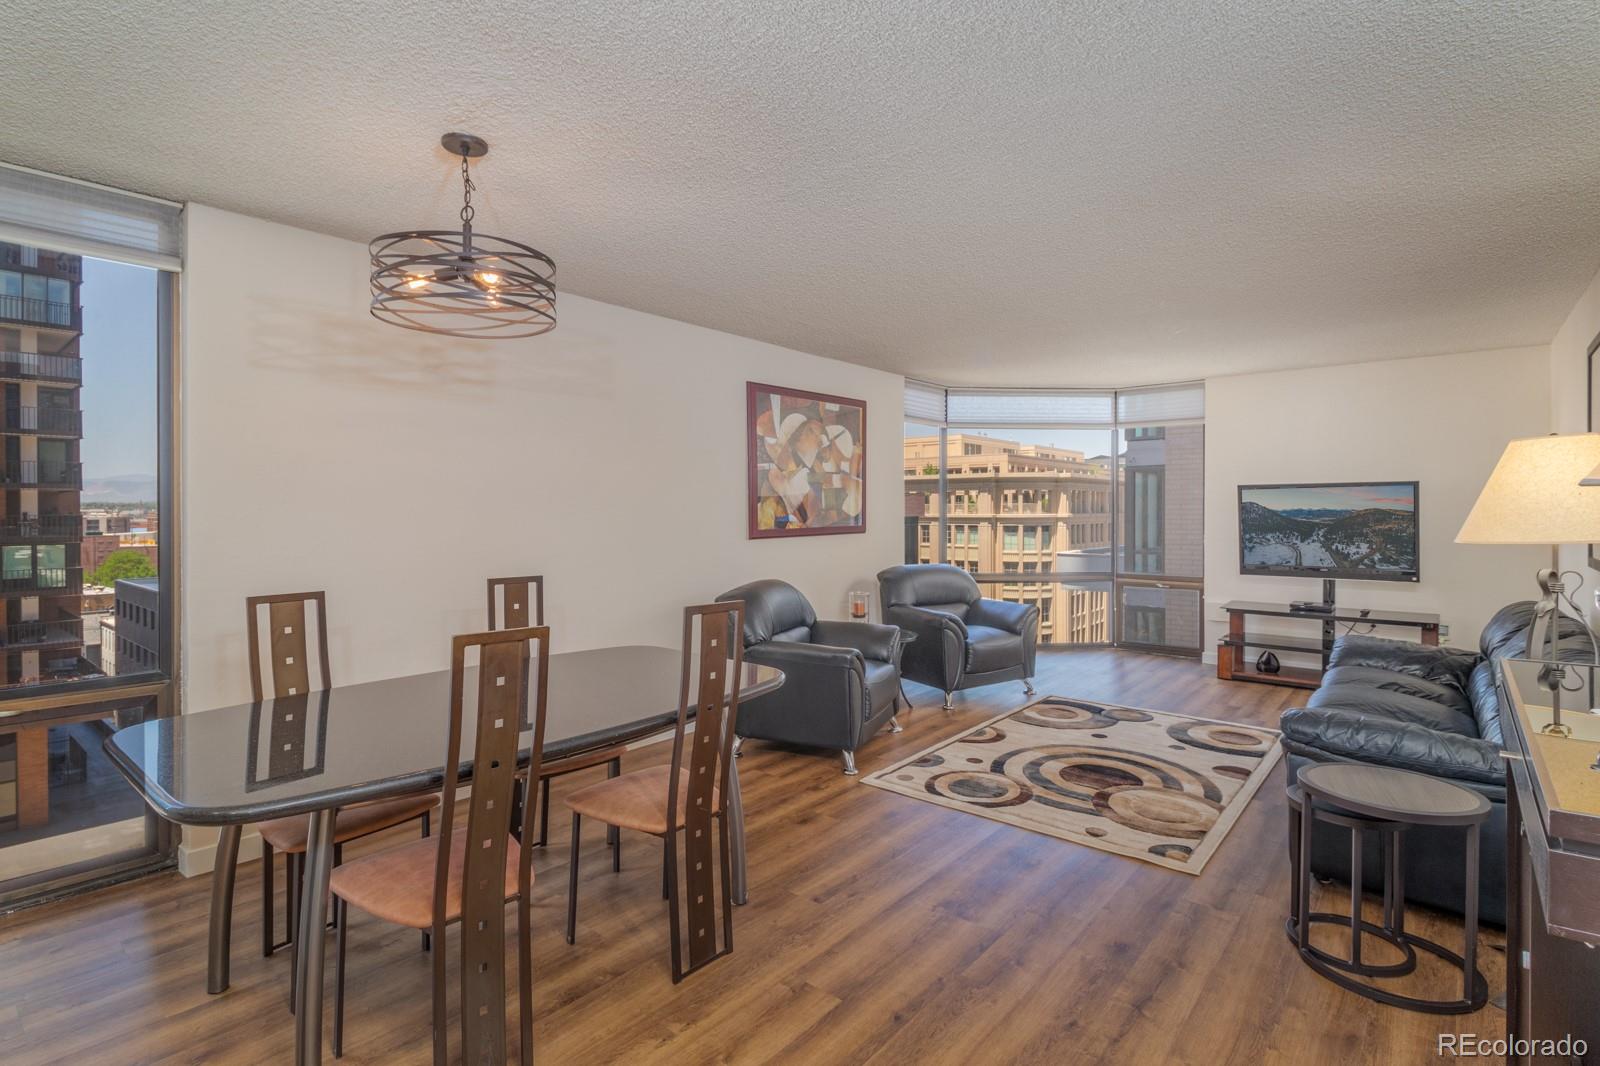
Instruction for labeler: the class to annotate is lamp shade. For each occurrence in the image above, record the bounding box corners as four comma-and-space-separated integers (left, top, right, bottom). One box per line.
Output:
1456, 433, 1600, 544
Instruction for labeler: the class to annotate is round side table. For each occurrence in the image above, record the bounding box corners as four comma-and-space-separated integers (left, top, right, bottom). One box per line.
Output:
1288, 763, 1490, 1014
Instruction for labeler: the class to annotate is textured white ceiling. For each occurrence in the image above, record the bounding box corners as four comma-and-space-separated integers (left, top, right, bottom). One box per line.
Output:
2, 1, 1598, 386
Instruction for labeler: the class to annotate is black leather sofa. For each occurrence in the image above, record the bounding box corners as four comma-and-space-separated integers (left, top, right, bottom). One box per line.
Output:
877, 564, 1039, 709
715, 579, 904, 775
1280, 601, 1592, 926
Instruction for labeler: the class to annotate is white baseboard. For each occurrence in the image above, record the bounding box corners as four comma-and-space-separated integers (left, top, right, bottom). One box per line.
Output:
1200, 650, 1217, 666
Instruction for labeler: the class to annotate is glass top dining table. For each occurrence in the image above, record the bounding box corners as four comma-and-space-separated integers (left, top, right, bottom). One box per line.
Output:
104, 644, 783, 1066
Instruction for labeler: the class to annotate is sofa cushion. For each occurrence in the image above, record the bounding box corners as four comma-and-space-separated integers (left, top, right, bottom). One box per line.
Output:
1326, 634, 1479, 692
919, 601, 974, 622
1480, 602, 1538, 659
1316, 664, 1475, 719
1307, 675, 1479, 737
864, 659, 900, 716
965, 625, 1022, 673
718, 578, 817, 647
1467, 660, 1503, 746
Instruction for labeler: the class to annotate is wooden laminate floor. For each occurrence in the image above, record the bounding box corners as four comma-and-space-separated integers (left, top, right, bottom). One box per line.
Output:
0, 649, 1505, 1064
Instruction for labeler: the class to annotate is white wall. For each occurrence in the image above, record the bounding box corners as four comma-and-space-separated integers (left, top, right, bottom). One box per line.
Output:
1548, 261, 1600, 624
178, 204, 903, 866
1203, 347, 1550, 660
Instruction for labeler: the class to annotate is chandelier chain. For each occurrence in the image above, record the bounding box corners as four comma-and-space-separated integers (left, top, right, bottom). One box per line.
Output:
460, 154, 476, 227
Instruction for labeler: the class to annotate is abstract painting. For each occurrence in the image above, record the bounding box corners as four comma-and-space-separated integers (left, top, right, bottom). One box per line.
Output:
746, 382, 866, 538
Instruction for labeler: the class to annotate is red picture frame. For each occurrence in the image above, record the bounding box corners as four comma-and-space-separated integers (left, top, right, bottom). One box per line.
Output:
746, 381, 867, 539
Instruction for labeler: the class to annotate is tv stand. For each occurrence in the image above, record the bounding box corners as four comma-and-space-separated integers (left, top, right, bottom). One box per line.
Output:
1216, 598, 1440, 690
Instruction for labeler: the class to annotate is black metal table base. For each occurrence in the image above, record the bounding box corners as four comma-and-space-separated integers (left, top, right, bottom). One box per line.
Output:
1286, 915, 1489, 1014
1287, 782, 1488, 1015
1284, 913, 1418, 978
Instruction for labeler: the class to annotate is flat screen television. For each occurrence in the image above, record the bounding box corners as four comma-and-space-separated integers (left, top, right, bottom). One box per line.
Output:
1238, 482, 1419, 582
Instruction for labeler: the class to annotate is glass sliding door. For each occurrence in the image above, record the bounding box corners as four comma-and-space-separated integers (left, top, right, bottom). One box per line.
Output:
944, 425, 1117, 646
0, 161, 181, 907
903, 383, 1204, 655
902, 421, 944, 565
1113, 385, 1205, 654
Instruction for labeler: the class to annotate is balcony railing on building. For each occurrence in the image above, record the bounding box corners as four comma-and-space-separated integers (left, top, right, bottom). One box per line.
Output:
0, 351, 82, 384
0, 461, 83, 489
0, 616, 84, 650
0, 295, 78, 330
0, 513, 83, 542
1, 406, 83, 436
0, 567, 83, 595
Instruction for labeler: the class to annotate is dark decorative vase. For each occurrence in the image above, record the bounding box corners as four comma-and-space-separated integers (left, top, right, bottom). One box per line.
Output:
1256, 651, 1281, 675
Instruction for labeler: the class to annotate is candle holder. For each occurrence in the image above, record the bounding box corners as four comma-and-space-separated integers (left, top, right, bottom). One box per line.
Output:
848, 590, 871, 621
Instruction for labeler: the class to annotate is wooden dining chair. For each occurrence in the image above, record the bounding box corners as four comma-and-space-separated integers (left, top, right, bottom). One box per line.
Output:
564, 600, 744, 982
328, 626, 549, 1064
487, 575, 626, 851
246, 592, 439, 998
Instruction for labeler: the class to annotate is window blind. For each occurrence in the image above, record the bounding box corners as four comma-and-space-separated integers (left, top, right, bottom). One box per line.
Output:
945, 389, 1115, 427
0, 162, 183, 272
903, 378, 947, 424
1116, 382, 1204, 424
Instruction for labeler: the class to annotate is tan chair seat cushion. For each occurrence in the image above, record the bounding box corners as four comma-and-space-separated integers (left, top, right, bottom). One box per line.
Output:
329, 831, 525, 929
564, 764, 720, 836
256, 794, 439, 853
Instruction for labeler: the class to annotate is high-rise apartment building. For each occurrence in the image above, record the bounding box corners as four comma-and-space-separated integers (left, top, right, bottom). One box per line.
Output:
903, 433, 1114, 643
0, 244, 86, 687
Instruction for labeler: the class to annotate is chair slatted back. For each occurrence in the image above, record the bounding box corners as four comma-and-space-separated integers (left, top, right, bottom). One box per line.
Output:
433, 626, 548, 1065
666, 600, 744, 973
486, 575, 544, 631
245, 592, 331, 701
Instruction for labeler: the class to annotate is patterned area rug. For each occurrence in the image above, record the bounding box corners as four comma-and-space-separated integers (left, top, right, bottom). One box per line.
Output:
863, 696, 1283, 874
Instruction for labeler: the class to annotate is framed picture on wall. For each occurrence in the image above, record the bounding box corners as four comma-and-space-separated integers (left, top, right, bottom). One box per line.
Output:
1589, 330, 1600, 569
746, 381, 866, 538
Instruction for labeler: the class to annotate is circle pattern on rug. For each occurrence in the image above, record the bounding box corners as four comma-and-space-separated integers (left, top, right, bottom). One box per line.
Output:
924, 770, 1034, 807
1017, 697, 1154, 730
1165, 721, 1276, 757
965, 726, 1007, 744
1091, 787, 1222, 839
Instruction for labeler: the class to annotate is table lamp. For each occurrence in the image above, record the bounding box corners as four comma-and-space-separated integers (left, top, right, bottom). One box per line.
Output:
1456, 433, 1600, 663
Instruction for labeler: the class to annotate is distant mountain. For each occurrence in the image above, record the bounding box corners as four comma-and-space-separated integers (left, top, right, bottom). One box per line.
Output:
1242, 502, 1416, 572
81, 474, 157, 504
1276, 507, 1354, 521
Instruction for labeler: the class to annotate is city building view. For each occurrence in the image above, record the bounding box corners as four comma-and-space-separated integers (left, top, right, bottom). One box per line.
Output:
0, 244, 159, 689
0, 241, 159, 860
903, 424, 1202, 648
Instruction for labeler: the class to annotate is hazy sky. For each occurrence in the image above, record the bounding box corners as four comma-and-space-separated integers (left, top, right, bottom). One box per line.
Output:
78, 256, 157, 480
1241, 483, 1415, 512
903, 422, 1123, 458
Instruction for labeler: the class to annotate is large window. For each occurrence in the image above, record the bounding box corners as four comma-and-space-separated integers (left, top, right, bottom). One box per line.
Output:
902, 383, 1203, 651
0, 163, 179, 906
903, 417, 944, 565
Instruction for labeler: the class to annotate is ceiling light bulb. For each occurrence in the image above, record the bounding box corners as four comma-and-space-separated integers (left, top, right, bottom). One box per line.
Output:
477, 271, 500, 286
406, 275, 430, 289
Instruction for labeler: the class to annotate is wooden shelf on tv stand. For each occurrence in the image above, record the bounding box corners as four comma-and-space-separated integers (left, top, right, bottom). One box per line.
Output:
1215, 600, 1441, 690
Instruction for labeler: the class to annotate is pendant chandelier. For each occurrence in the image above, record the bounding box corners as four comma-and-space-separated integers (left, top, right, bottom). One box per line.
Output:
369, 133, 556, 339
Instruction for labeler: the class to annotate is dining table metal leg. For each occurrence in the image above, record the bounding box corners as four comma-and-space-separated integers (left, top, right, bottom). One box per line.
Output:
294, 810, 336, 1066
728, 748, 748, 906
207, 824, 242, 995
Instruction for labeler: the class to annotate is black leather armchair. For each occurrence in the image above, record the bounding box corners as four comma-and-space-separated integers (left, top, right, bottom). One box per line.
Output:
715, 579, 905, 775
1281, 601, 1593, 926
876, 564, 1039, 709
